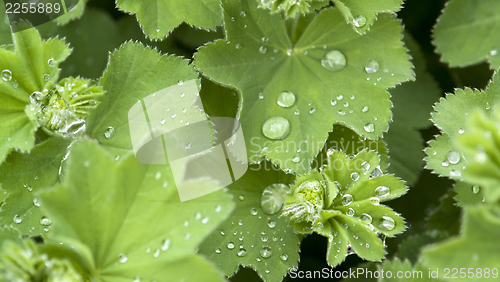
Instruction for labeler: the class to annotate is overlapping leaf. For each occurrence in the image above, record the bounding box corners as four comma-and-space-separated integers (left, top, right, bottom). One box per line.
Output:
115, 0, 222, 40
421, 206, 500, 281
198, 165, 298, 282
0, 138, 70, 235
0, 23, 71, 164
433, 0, 500, 69
333, 0, 404, 34
425, 71, 500, 180
195, 0, 414, 175
38, 138, 233, 282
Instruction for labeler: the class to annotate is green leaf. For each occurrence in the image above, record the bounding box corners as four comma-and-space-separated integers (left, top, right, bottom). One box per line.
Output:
282, 149, 407, 267
0, 24, 72, 163
385, 33, 441, 186
424, 71, 500, 180
86, 42, 201, 158
453, 181, 484, 207
0, 227, 22, 245
52, 0, 89, 25
195, 0, 414, 175
333, 0, 404, 34
258, 0, 330, 19
425, 190, 460, 236
378, 258, 429, 282
200, 76, 239, 118
433, 0, 500, 69
42, 9, 124, 79
198, 165, 298, 282
397, 232, 448, 265
0, 138, 70, 236
421, 206, 500, 281
115, 0, 222, 40
38, 138, 233, 282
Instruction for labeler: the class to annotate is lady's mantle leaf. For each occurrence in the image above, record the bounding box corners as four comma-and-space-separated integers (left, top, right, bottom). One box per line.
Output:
198, 165, 298, 282
195, 0, 414, 175
425, 71, 500, 180
38, 138, 233, 282
115, 0, 222, 40
433, 0, 500, 69
0, 138, 71, 235
333, 0, 404, 34
0, 23, 71, 163
421, 206, 500, 281
282, 149, 407, 267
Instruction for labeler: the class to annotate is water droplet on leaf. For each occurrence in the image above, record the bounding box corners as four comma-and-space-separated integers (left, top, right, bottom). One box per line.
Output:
342, 194, 353, 206
365, 60, 380, 73
364, 123, 375, 133
104, 126, 115, 139
321, 50, 347, 72
378, 216, 395, 231
277, 91, 296, 107
447, 151, 461, 164
262, 116, 290, 140
1, 69, 12, 81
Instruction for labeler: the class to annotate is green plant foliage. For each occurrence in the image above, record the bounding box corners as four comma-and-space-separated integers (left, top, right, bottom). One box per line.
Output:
38, 138, 234, 282
377, 258, 428, 282
258, 0, 330, 18
385, 33, 440, 185
453, 181, 484, 207
421, 206, 500, 281
115, 0, 223, 40
425, 71, 500, 180
333, 0, 404, 34
0, 138, 70, 235
282, 149, 407, 267
198, 166, 298, 282
0, 22, 71, 164
433, 0, 500, 69
195, 0, 414, 175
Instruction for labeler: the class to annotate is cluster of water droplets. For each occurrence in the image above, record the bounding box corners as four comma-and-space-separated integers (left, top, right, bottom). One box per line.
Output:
440, 151, 463, 177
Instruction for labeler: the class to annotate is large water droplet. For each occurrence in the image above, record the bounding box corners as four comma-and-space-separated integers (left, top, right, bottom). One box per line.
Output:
260, 247, 273, 258
13, 215, 22, 224
342, 194, 353, 206
447, 151, 461, 164
259, 46, 267, 54
321, 50, 347, 72
237, 249, 247, 257
40, 216, 51, 226
472, 185, 480, 194
227, 242, 235, 249
268, 220, 277, 229
48, 58, 56, 67
262, 117, 290, 140
33, 198, 40, 207
365, 60, 380, 73
1, 69, 12, 81
261, 183, 291, 215
350, 172, 360, 181
374, 186, 390, 198
353, 15, 367, 27
43, 74, 50, 81
361, 106, 369, 113
370, 197, 380, 205
363, 123, 375, 133
360, 213, 372, 224
280, 254, 288, 261
161, 239, 171, 251
104, 126, 115, 139
346, 208, 355, 217
30, 91, 44, 105
215, 248, 221, 254
118, 253, 128, 263
277, 91, 296, 108
378, 216, 395, 231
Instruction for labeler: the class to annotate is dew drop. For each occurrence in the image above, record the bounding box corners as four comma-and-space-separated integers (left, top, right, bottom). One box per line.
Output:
363, 123, 375, 133
458, 128, 465, 134
237, 249, 247, 257
321, 50, 347, 72
472, 185, 480, 194
104, 126, 115, 139
337, 110, 345, 116
292, 155, 300, 163
202, 217, 209, 224
153, 249, 160, 257
350, 172, 360, 181
43, 74, 50, 81
227, 242, 235, 249
261, 37, 268, 43
1, 69, 12, 81
262, 116, 291, 140
353, 15, 367, 27
250, 208, 258, 215
287, 49, 292, 56
370, 197, 380, 205
185, 143, 192, 150
118, 253, 128, 263
360, 213, 372, 224
294, 109, 300, 115
342, 194, 353, 206
337, 95, 344, 100
330, 100, 337, 106
215, 204, 222, 212
215, 248, 221, 254
490, 49, 498, 56
258, 92, 264, 99
365, 60, 380, 73
30, 91, 44, 105
374, 186, 390, 198
48, 58, 56, 67
161, 239, 171, 251
155, 171, 161, 180
33, 198, 40, 207
361, 106, 369, 113
239, 195, 245, 201
260, 247, 273, 258
280, 254, 288, 261
13, 215, 22, 224
346, 208, 355, 217
378, 216, 395, 231
447, 151, 461, 164
12, 80, 18, 88
40, 217, 52, 226
277, 91, 296, 107
441, 161, 449, 167
268, 220, 277, 229
309, 108, 316, 114
259, 46, 267, 54
361, 161, 371, 172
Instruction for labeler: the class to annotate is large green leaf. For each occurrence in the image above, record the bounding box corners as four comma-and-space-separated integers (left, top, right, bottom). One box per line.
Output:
0, 138, 71, 235
385, 33, 441, 186
421, 206, 500, 282
86, 42, 201, 158
425, 71, 500, 180
198, 165, 298, 282
115, 0, 222, 40
433, 0, 500, 69
0, 23, 71, 164
38, 138, 234, 282
333, 0, 404, 34
195, 0, 414, 175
